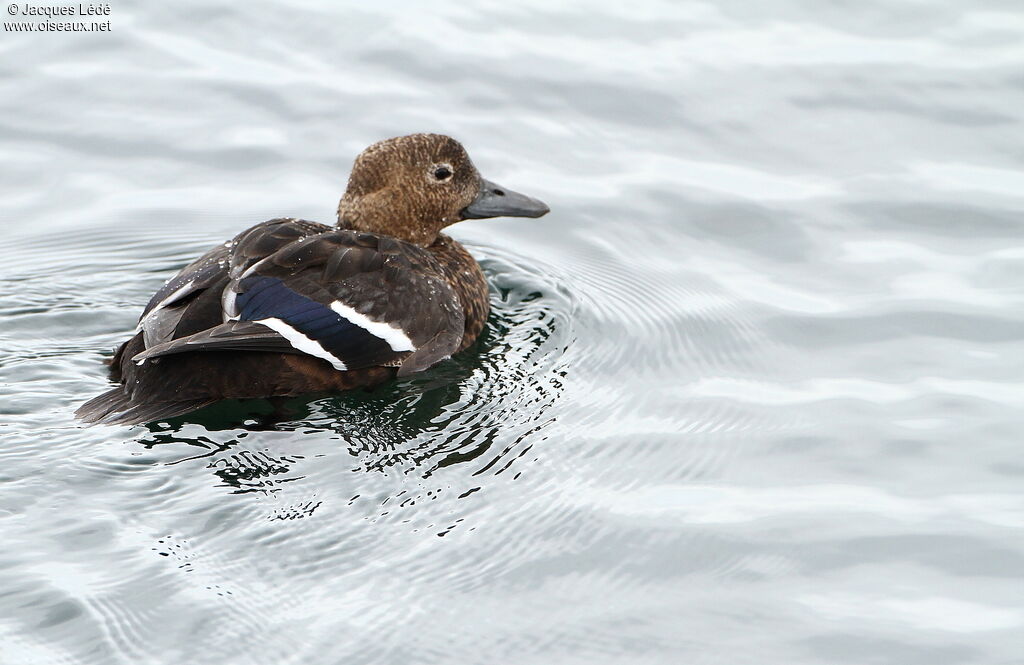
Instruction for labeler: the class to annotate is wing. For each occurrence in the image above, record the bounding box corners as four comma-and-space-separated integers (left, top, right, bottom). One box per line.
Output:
137, 244, 228, 348
136, 218, 332, 349
133, 226, 466, 377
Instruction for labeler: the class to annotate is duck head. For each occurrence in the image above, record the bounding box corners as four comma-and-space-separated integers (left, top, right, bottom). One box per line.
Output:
336, 133, 550, 247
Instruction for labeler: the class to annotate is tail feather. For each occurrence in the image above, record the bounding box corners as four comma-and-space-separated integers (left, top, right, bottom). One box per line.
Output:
75, 387, 215, 426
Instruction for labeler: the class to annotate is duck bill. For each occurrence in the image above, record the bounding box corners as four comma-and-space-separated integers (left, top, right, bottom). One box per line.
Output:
461, 179, 550, 220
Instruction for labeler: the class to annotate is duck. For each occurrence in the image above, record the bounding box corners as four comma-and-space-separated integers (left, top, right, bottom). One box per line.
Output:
76, 133, 550, 426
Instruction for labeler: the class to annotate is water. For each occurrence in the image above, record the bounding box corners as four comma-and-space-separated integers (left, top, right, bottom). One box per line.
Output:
2, 1, 1023, 663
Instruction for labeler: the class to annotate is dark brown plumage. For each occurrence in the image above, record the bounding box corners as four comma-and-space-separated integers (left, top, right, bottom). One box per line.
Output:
76, 134, 549, 425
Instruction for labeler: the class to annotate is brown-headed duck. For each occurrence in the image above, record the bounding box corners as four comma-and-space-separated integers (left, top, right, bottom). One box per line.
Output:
76, 133, 550, 425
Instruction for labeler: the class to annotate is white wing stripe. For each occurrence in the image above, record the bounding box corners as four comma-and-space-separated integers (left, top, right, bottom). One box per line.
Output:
255, 317, 348, 371
329, 301, 416, 352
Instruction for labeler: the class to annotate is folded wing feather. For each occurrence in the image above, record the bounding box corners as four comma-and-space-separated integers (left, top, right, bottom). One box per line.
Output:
132, 221, 466, 377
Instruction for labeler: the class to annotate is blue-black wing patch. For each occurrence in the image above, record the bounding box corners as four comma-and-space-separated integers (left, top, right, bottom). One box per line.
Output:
235, 275, 396, 370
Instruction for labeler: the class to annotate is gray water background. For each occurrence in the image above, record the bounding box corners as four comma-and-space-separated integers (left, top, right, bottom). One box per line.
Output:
2, 1, 1023, 663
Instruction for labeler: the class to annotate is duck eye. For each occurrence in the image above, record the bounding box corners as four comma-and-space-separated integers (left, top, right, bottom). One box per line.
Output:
432, 165, 453, 181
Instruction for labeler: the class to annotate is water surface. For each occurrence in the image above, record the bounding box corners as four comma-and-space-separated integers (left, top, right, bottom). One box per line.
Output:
2, 1, 1023, 663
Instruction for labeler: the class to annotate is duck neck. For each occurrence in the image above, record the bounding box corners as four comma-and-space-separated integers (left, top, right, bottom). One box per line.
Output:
336, 194, 442, 247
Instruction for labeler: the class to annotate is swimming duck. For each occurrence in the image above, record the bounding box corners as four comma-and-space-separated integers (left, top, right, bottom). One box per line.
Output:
76, 133, 550, 425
